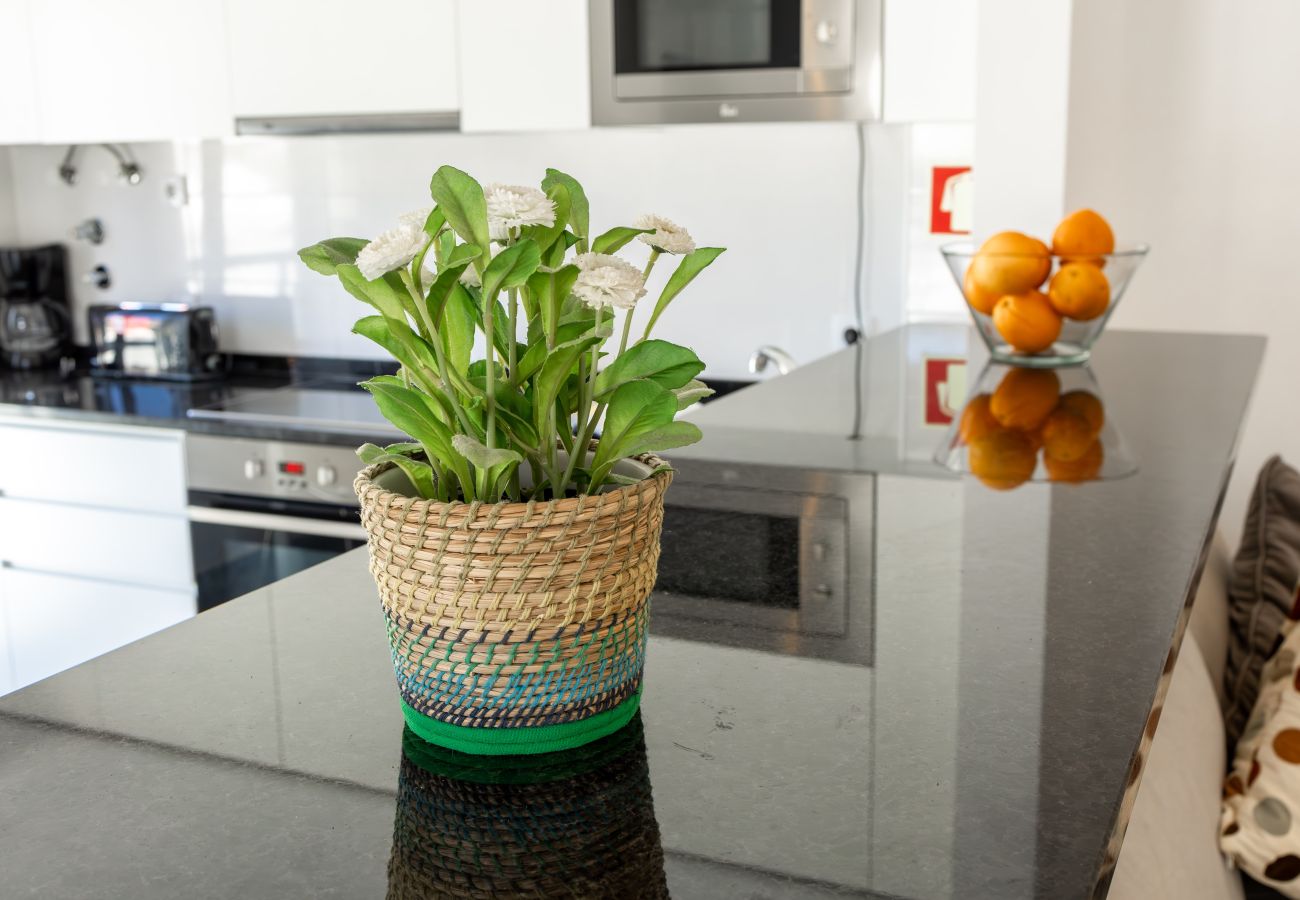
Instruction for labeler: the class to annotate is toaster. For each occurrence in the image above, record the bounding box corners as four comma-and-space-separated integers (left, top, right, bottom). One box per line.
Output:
88, 304, 224, 380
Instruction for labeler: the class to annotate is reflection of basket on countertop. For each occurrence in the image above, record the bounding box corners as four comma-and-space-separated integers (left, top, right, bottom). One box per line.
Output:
387, 714, 668, 900
356, 451, 671, 756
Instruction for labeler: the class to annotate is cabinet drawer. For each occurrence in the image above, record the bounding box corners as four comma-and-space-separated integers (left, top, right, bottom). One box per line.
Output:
4, 567, 195, 691
0, 499, 193, 590
0, 422, 186, 513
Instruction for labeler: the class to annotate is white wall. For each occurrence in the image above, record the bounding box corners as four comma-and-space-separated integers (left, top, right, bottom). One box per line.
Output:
1064, 0, 1300, 548
3, 122, 972, 379
0, 148, 17, 244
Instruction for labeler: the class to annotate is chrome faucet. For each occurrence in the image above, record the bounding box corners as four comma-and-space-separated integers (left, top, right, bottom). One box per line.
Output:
749, 345, 798, 376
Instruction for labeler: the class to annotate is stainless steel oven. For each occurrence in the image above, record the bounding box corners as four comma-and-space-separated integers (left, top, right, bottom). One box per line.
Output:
650, 458, 874, 666
589, 0, 882, 125
186, 435, 366, 611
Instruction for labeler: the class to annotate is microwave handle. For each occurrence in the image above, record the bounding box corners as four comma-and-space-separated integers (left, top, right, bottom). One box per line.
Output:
187, 505, 367, 541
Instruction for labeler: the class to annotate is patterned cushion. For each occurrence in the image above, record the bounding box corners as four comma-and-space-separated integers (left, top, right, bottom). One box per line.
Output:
1222, 623, 1300, 896
1225, 457, 1300, 749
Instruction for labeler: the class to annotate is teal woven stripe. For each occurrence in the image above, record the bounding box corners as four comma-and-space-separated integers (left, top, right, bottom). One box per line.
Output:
399, 689, 643, 756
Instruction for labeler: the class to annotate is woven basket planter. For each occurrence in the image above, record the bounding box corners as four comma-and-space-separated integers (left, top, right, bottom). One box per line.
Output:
355, 452, 671, 756
387, 714, 668, 899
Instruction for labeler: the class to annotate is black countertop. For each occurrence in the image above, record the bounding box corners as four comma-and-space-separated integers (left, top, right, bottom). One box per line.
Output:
0, 326, 1266, 899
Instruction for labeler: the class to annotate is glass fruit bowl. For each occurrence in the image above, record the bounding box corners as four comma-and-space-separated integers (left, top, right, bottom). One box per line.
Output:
940, 241, 1149, 366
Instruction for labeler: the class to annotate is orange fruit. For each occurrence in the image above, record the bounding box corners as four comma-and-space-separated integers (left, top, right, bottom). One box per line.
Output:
1058, 390, 1104, 436
992, 291, 1063, 354
964, 266, 1000, 316
1051, 209, 1115, 264
959, 394, 1000, 444
969, 429, 1038, 490
1048, 263, 1110, 321
990, 367, 1061, 432
1045, 439, 1104, 482
1042, 407, 1096, 462
970, 232, 1052, 296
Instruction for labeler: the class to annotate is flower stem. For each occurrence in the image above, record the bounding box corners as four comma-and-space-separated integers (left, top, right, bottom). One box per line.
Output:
484, 291, 497, 450
507, 287, 519, 385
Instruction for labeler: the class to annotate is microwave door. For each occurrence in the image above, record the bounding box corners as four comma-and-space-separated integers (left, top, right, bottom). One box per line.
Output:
612, 0, 853, 99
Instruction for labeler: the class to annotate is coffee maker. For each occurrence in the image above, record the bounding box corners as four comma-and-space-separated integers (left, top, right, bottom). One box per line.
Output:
0, 245, 73, 370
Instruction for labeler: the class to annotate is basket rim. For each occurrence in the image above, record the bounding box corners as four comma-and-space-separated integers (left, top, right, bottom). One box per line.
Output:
354, 448, 671, 517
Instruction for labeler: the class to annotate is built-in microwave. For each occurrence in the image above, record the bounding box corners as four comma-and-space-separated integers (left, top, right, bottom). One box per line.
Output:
649, 458, 874, 667
589, 0, 882, 125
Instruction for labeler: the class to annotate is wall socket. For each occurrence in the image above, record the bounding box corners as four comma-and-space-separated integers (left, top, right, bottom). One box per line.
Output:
163, 175, 189, 208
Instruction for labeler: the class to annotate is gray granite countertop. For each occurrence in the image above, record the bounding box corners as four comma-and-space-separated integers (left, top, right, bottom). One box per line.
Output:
0, 325, 1266, 899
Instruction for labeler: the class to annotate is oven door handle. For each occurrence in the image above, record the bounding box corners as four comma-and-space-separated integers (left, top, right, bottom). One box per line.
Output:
187, 505, 368, 541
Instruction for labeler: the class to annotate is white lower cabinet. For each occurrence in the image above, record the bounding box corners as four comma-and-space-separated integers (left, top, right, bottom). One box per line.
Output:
3, 568, 194, 689
0, 499, 193, 591
0, 418, 196, 695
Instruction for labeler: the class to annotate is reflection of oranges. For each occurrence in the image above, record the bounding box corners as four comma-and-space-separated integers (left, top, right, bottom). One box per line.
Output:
990, 368, 1061, 431
1058, 390, 1104, 436
964, 266, 1000, 315
1048, 263, 1110, 321
959, 394, 1000, 444
1045, 439, 1104, 482
969, 430, 1038, 490
992, 291, 1062, 354
970, 232, 1051, 296
1051, 209, 1115, 264
1042, 407, 1095, 462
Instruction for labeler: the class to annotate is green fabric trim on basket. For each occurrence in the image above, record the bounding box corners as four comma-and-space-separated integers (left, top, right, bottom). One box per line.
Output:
399, 690, 642, 756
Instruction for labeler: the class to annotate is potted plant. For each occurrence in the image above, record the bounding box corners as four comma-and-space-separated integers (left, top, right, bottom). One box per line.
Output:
300, 166, 723, 755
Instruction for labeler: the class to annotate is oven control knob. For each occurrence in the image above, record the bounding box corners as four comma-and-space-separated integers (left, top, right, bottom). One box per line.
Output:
815, 20, 839, 45
317, 464, 338, 487
243, 459, 264, 480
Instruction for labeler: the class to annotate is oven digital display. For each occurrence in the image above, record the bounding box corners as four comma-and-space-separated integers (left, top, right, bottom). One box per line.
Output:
279, 461, 306, 476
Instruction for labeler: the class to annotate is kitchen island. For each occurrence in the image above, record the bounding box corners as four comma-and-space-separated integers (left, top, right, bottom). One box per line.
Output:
0, 326, 1265, 899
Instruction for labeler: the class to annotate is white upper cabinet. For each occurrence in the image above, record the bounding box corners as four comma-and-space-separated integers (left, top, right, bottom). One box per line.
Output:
456, 0, 590, 133
0, 0, 39, 144
223, 0, 459, 120
882, 0, 977, 122
27, 0, 232, 143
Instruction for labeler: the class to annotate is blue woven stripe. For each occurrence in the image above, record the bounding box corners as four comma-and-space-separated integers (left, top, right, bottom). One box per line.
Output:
383, 603, 649, 729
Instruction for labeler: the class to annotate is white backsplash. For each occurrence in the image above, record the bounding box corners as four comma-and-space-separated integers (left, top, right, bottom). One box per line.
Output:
2, 123, 971, 379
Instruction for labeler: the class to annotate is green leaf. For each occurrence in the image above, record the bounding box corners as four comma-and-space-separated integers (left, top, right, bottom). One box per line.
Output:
481, 239, 541, 299
543, 230, 580, 269
445, 242, 482, 269
521, 183, 570, 253
527, 264, 580, 344
674, 379, 715, 410
356, 442, 437, 499
298, 238, 368, 276
423, 207, 446, 240
382, 441, 424, 456
451, 434, 523, 469
542, 169, 589, 250
642, 247, 726, 337
361, 376, 474, 496
337, 264, 407, 321
429, 165, 490, 256
594, 339, 704, 398
590, 381, 678, 474
440, 285, 477, 378
351, 316, 440, 380
591, 226, 652, 255
516, 318, 610, 384
533, 336, 603, 437
620, 420, 702, 458
467, 375, 540, 448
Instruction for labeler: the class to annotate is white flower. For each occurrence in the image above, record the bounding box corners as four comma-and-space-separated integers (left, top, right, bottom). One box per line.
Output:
572, 253, 647, 310
398, 207, 433, 229
486, 184, 556, 240
459, 266, 481, 288
634, 214, 696, 255
355, 224, 428, 281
